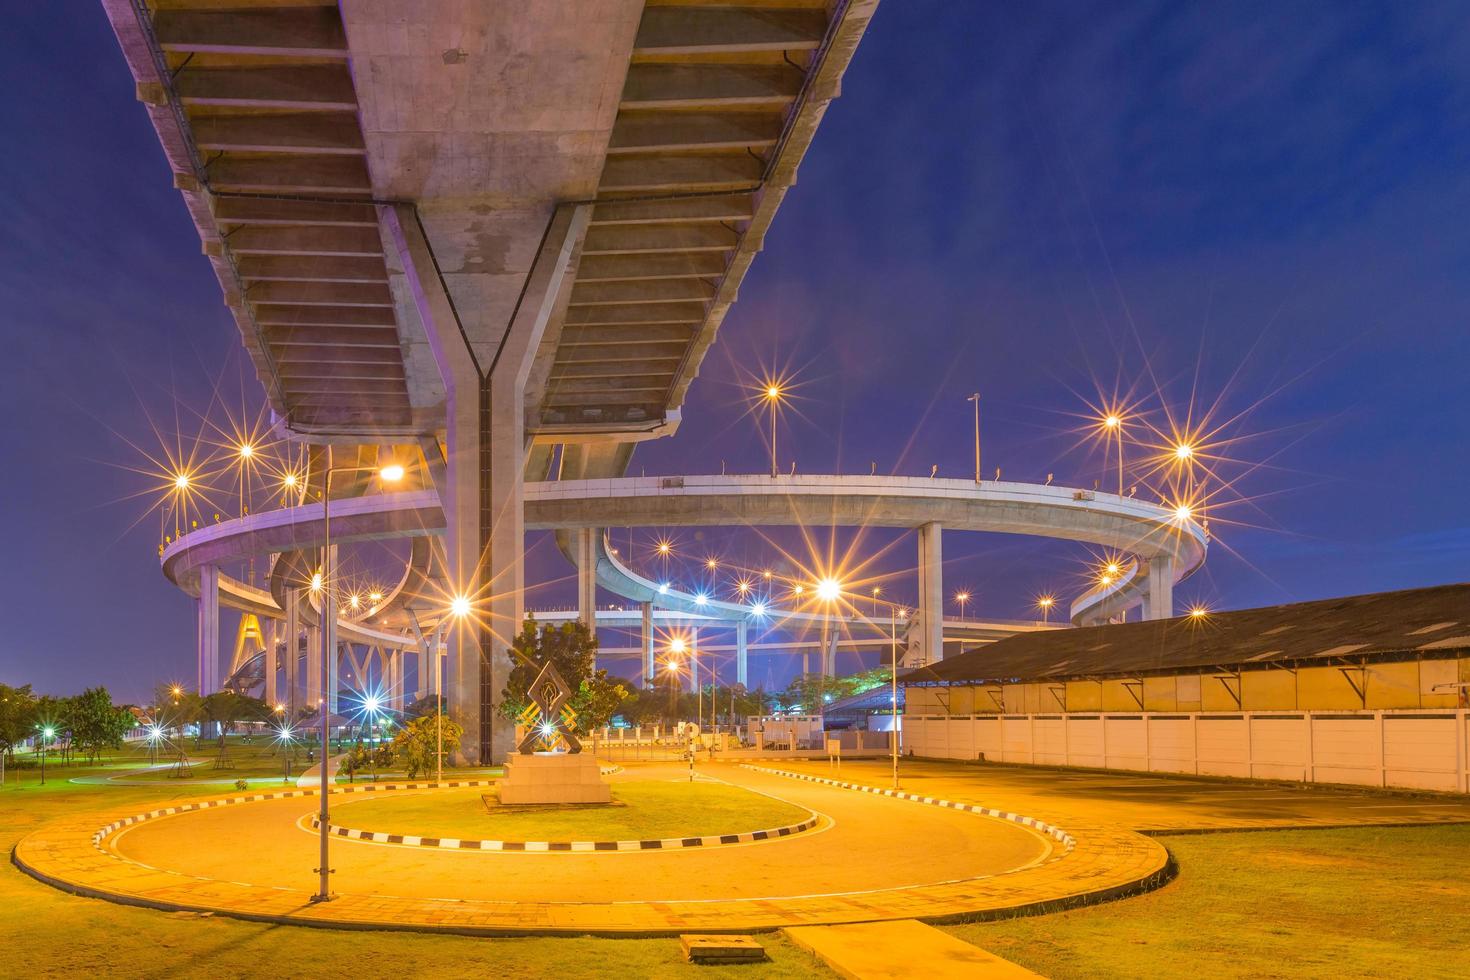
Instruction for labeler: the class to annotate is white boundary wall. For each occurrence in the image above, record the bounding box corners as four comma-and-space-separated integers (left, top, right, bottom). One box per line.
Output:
902, 709, 1470, 793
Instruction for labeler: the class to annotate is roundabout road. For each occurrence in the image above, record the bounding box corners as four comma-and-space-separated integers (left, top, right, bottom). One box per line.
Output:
17, 761, 1170, 933
107, 764, 1047, 905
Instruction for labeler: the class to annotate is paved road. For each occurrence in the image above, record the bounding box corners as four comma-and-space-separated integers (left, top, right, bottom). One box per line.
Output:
110, 764, 1050, 905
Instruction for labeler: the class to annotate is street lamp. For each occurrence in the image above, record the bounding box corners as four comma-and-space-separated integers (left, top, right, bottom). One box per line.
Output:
311, 451, 404, 904
954, 590, 971, 620
967, 392, 981, 483
1037, 595, 1055, 624
763, 384, 783, 478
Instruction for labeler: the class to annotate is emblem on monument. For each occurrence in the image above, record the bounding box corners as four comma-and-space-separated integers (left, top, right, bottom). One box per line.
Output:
515, 660, 581, 754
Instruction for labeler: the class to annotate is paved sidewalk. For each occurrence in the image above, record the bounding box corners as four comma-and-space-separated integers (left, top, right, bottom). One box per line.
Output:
785, 920, 1043, 979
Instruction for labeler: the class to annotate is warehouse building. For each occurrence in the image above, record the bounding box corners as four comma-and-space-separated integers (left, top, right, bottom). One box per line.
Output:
901, 583, 1470, 792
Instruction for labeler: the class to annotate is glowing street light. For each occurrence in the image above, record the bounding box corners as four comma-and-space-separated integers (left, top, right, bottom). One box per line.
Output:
238, 443, 254, 460
705, 557, 719, 571
816, 578, 841, 602
954, 590, 971, 619
173, 473, 190, 490
1037, 595, 1055, 624
450, 595, 471, 619
1104, 414, 1122, 429
763, 382, 784, 478
750, 602, 766, 617
379, 463, 406, 483
1173, 503, 1194, 522
1188, 605, 1209, 619
1174, 442, 1194, 461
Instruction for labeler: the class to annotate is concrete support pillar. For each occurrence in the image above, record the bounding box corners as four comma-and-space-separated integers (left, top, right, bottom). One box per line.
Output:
263, 617, 278, 708
383, 201, 589, 765
736, 621, 748, 687
305, 625, 322, 709
388, 650, 404, 712
1145, 555, 1174, 621
690, 628, 700, 691
285, 589, 300, 716
914, 522, 944, 663
197, 564, 220, 696
640, 602, 654, 687
575, 528, 598, 628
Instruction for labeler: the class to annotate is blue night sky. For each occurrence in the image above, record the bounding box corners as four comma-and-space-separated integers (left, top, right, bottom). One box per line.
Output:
3, 2, 1468, 700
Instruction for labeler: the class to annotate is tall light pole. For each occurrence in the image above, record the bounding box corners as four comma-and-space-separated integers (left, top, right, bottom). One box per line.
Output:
764, 384, 782, 478
890, 607, 903, 790
1102, 414, 1124, 496
311, 450, 404, 904
967, 392, 981, 483
1037, 595, 1055, 625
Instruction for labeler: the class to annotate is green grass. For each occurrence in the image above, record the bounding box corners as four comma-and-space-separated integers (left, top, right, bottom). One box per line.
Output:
335, 779, 810, 841
947, 825, 1470, 979
0, 760, 831, 978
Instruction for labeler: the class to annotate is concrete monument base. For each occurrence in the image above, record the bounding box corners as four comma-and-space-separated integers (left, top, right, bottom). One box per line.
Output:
498, 751, 611, 805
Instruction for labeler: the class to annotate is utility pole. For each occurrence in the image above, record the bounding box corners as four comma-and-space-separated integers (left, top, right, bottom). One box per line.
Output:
967, 392, 981, 483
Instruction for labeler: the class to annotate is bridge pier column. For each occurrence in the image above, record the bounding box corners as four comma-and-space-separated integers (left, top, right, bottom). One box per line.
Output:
388, 649, 404, 712
575, 527, 597, 635
263, 617, 278, 708
640, 602, 654, 687
690, 628, 700, 692
385, 201, 588, 765
1145, 555, 1174, 620
736, 621, 748, 688
913, 522, 944, 664
284, 589, 299, 717
305, 625, 321, 710
197, 564, 220, 699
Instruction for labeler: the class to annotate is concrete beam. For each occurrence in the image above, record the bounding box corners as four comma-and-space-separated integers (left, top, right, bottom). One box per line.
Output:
633, 7, 826, 55
559, 324, 695, 346
277, 362, 406, 383
575, 253, 728, 282
248, 281, 394, 307
607, 112, 783, 154
264, 326, 400, 349
174, 65, 357, 111
590, 194, 754, 226
207, 155, 371, 194
582, 224, 738, 255
569, 279, 717, 307
553, 341, 687, 363
238, 255, 388, 283
254, 305, 397, 327
550, 362, 678, 381
565, 304, 707, 327
621, 64, 803, 109
213, 198, 377, 227
230, 226, 384, 257
598, 154, 763, 193
153, 7, 348, 58
1145, 555, 1174, 621
192, 113, 365, 155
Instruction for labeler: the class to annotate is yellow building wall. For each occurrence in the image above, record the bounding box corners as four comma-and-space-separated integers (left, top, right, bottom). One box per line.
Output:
945, 686, 974, 715
1065, 680, 1102, 711
1176, 674, 1203, 711
1420, 660, 1459, 708
906, 687, 943, 714
1298, 666, 1364, 710
1364, 662, 1420, 709
1101, 679, 1143, 712
1142, 676, 1178, 712
1201, 674, 1242, 711
1241, 669, 1297, 710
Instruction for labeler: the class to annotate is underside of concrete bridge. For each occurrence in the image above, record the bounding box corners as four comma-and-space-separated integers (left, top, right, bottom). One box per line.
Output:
106, 0, 882, 762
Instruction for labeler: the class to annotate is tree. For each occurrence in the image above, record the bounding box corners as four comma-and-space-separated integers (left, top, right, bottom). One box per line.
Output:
578, 670, 632, 731
0, 684, 37, 762
498, 618, 598, 724
201, 691, 271, 740
69, 687, 134, 763
390, 713, 463, 779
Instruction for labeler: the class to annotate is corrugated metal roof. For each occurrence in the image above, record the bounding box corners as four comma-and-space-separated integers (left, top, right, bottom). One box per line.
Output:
903, 582, 1470, 685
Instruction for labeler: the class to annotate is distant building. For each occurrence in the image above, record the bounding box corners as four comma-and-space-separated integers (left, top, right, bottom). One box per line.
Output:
900, 583, 1470, 793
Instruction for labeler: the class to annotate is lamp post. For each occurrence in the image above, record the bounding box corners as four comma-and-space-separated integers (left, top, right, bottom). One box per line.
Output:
311, 450, 404, 905
890, 608, 902, 790
1037, 595, 1055, 625
967, 392, 981, 483
763, 384, 782, 478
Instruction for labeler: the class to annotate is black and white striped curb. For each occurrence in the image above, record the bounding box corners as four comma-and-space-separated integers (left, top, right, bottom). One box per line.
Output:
89, 779, 498, 849
739, 764, 1077, 854
307, 811, 820, 852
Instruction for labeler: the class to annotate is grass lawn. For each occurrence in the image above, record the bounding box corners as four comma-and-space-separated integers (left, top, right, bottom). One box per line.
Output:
333, 779, 811, 841
0, 760, 830, 979
948, 825, 1470, 979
